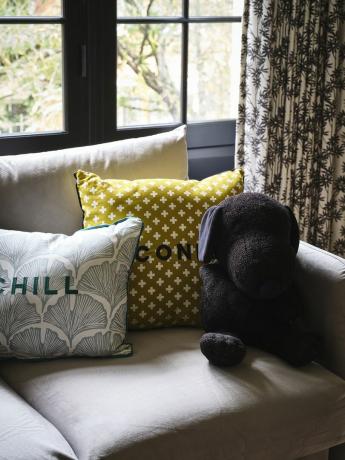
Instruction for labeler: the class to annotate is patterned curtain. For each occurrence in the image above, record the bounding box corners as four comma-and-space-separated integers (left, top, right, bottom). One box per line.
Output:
236, 0, 345, 257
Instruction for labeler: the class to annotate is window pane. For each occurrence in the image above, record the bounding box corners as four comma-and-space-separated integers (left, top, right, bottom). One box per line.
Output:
189, 0, 243, 16
0, 24, 63, 135
117, 24, 181, 127
0, 0, 61, 16
117, 0, 181, 17
187, 23, 241, 122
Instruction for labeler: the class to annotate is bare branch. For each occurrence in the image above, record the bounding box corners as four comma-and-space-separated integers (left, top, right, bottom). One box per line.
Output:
146, 0, 155, 16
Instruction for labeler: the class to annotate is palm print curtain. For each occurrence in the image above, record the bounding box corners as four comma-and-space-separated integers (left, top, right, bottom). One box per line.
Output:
236, 0, 345, 256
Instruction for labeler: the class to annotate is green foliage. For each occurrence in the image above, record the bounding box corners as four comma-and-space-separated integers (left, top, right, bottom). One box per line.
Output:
117, 22, 181, 125
0, 0, 60, 16
118, 0, 181, 18
0, 22, 62, 134
117, 0, 182, 126
117, 0, 242, 126
189, 0, 243, 16
0, 0, 31, 16
0, 0, 62, 134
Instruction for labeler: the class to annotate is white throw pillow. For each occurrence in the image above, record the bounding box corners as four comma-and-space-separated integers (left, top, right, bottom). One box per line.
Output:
0, 218, 142, 360
0, 126, 187, 234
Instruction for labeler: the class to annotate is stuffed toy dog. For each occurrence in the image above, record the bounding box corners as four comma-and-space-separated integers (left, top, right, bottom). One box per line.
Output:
198, 192, 318, 367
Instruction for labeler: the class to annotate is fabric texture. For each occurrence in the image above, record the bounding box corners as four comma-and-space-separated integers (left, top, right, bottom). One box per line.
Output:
295, 241, 345, 380
0, 126, 187, 235
75, 169, 244, 329
0, 218, 142, 359
0, 377, 76, 460
236, 0, 345, 257
0, 328, 344, 460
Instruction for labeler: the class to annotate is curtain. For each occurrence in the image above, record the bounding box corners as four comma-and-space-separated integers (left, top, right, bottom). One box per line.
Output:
236, 0, 345, 257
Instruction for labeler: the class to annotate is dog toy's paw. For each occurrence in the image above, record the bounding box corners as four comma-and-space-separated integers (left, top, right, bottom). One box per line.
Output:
200, 332, 246, 367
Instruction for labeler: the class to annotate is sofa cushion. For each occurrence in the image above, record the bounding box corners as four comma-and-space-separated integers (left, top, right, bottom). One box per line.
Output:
0, 377, 76, 460
0, 126, 187, 235
0, 218, 142, 359
75, 169, 244, 329
296, 241, 345, 379
1, 329, 345, 460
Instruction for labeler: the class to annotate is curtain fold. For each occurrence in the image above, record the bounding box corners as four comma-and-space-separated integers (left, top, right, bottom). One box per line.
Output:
236, 0, 345, 256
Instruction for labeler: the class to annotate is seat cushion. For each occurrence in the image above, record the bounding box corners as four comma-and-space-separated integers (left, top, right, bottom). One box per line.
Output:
0, 329, 345, 460
0, 377, 76, 460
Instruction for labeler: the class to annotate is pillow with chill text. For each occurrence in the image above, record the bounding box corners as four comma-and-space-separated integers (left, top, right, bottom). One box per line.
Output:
0, 218, 142, 359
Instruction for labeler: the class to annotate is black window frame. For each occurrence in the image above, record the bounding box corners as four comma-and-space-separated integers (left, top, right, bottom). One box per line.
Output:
112, 1, 241, 152
0, 0, 89, 155
0, 0, 241, 158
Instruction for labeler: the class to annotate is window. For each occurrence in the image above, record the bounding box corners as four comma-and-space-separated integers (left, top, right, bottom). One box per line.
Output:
0, 0, 87, 154
0, 1, 243, 160
0, 1, 63, 135
116, 0, 243, 127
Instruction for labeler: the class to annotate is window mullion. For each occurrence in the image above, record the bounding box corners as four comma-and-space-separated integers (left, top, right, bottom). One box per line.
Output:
88, 0, 116, 145
181, 0, 189, 125
63, 0, 89, 144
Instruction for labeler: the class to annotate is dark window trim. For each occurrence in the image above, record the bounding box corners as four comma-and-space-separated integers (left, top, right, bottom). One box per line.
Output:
188, 120, 237, 149
112, 120, 236, 148
0, 0, 89, 156
0, 17, 64, 24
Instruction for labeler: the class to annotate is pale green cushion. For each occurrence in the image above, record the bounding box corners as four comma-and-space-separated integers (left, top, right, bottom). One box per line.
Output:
0, 217, 142, 359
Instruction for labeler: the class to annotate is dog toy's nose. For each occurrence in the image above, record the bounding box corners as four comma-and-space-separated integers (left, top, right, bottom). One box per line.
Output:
260, 279, 281, 299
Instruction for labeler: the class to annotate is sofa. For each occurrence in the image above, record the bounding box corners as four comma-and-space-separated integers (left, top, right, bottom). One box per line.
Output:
0, 127, 345, 460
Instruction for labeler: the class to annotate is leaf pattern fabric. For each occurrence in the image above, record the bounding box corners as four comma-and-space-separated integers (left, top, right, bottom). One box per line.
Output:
236, 0, 345, 256
0, 218, 142, 359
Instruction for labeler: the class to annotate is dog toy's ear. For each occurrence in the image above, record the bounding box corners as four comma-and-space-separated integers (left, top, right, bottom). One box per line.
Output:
198, 205, 223, 263
285, 206, 300, 253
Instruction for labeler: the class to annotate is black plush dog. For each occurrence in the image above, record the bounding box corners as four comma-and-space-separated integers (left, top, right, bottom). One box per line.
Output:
198, 192, 318, 367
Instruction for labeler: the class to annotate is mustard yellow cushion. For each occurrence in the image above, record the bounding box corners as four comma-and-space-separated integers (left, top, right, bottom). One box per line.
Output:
75, 169, 244, 329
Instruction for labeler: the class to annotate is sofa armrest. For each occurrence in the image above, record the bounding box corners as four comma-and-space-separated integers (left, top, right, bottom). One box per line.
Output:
295, 241, 345, 379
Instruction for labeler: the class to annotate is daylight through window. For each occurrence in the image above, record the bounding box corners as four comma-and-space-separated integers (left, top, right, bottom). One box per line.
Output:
116, 0, 243, 128
0, 0, 63, 136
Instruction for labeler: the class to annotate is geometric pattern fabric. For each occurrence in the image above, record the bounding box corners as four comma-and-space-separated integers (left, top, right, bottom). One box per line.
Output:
76, 169, 244, 329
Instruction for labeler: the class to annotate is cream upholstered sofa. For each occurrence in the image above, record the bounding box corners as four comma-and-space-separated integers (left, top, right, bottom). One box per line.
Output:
0, 127, 345, 460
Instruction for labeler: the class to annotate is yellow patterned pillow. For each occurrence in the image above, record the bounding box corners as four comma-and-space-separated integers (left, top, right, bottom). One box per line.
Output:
75, 169, 243, 329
